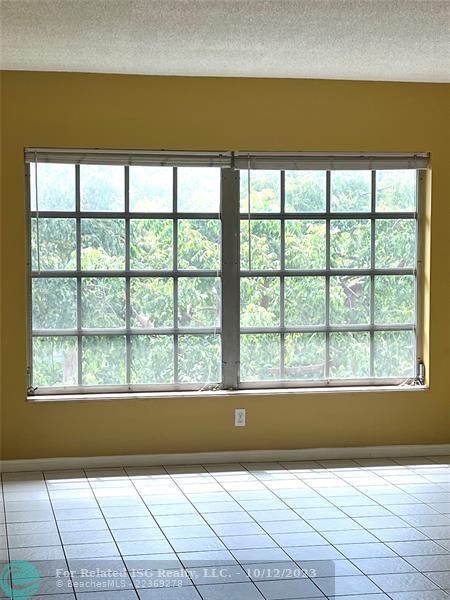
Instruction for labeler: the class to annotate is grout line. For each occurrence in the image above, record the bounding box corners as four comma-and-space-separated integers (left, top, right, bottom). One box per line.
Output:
206, 460, 330, 598
1, 460, 449, 599
41, 471, 76, 595
75, 469, 140, 599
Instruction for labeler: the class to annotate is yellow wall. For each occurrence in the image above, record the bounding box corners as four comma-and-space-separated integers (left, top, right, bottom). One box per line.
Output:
1, 71, 449, 461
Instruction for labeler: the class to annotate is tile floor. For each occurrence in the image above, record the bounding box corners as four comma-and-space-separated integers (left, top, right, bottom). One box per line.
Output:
0, 455, 450, 599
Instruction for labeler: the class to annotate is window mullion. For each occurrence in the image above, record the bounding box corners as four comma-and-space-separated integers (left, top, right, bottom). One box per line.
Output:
370, 170, 376, 377
75, 163, 82, 387
173, 167, 179, 384
325, 170, 331, 380
221, 168, 240, 389
280, 171, 285, 380
125, 166, 131, 386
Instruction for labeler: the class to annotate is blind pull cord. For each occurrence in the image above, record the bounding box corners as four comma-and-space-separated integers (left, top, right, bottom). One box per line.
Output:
34, 152, 41, 274
247, 155, 252, 271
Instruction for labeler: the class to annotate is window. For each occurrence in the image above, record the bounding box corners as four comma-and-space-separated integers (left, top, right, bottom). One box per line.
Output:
26, 150, 427, 395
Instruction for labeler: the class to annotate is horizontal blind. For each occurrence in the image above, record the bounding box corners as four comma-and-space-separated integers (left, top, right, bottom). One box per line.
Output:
25, 148, 429, 170
24, 149, 232, 167
233, 152, 429, 170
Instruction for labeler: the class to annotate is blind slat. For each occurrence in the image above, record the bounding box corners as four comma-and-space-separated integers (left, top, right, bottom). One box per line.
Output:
25, 149, 429, 170
233, 152, 429, 170
24, 149, 232, 167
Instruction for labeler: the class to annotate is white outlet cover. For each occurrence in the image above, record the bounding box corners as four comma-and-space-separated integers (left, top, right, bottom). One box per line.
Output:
235, 408, 246, 427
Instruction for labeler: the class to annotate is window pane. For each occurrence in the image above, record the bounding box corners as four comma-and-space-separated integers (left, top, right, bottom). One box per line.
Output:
374, 275, 415, 324
330, 332, 370, 378
129, 166, 173, 212
131, 335, 174, 384
331, 170, 371, 212
32, 218, 76, 271
130, 219, 173, 270
330, 219, 371, 269
82, 336, 126, 385
285, 277, 325, 326
80, 165, 124, 211
374, 331, 415, 378
240, 220, 281, 270
33, 336, 78, 387
376, 170, 416, 212
81, 219, 125, 270
32, 278, 77, 330
81, 278, 125, 328
178, 167, 220, 212
30, 163, 75, 211
240, 170, 280, 213
131, 278, 173, 328
178, 219, 220, 270
240, 277, 280, 327
240, 334, 280, 381
178, 277, 221, 328
375, 219, 416, 268
330, 275, 370, 325
284, 333, 326, 380
285, 171, 326, 213
177, 335, 221, 383
285, 220, 326, 270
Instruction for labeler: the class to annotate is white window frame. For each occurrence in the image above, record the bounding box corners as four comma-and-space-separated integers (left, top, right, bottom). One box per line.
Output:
25, 149, 428, 397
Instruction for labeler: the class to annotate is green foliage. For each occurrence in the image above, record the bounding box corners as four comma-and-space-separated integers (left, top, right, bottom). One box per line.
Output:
131, 335, 174, 384
285, 277, 326, 326
130, 166, 173, 212
330, 275, 370, 325
30, 163, 75, 211
33, 336, 77, 387
131, 278, 173, 328
80, 165, 124, 211
331, 171, 371, 212
285, 220, 326, 269
33, 278, 77, 329
285, 333, 325, 380
376, 170, 416, 212
285, 171, 326, 212
241, 277, 280, 327
81, 278, 125, 328
330, 219, 371, 268
330, 332, 370, 378
240, 220, 280, 270
130, 219, 173, 270
240, 170, 280, 213
31, 165, 417, 388
82, 336, 126, 385
178, 219, 221, 270
376, 219, 416, 268
374, 275, 415, 324
32, 218, 76, 270
81, 219, 125, 270
178, 167, 220, 212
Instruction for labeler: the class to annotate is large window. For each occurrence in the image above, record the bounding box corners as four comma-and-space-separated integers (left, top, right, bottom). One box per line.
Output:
27, 150, 427, 395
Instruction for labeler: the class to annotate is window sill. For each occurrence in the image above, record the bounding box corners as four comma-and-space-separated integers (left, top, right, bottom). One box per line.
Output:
27, 385, 429, 403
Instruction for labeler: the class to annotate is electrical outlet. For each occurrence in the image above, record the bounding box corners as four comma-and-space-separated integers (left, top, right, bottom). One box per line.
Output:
235, 408, 246, 427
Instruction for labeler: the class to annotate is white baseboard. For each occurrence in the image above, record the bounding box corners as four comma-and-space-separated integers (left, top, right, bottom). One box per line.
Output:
1, 444, 449, 472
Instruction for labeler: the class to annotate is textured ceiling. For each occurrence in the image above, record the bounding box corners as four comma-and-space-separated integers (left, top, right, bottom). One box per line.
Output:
1, 0, 449, 82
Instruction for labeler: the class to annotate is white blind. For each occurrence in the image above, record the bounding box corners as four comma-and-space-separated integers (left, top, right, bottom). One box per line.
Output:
25, 148, 429, 170
24, 149, 232, 167
233, 152, 429, 170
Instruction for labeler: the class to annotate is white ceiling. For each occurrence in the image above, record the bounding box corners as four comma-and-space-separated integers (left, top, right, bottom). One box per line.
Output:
1, 0, 449, 82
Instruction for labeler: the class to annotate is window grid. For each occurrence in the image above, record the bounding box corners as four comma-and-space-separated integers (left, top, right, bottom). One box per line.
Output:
29, 164, 222, 391
238, 169, 418, 386
27, 159, 422, 394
